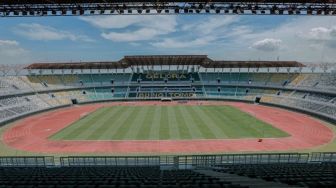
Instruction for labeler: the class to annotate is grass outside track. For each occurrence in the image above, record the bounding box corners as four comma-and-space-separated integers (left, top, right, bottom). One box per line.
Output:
50, 105, 289, 141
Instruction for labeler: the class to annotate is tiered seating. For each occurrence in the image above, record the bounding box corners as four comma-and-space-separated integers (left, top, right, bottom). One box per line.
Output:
297, 74, 320, 88
249, 73, 270, 85
0, 109, 16, 119
316, 73, 336, 91
62, 75, 80, 86
0, 71, 335, 123
260, 95, 336, 117
21, 76, 45, 90
306, 93, 334, 103
38, 93, 62, 106
215, 163, 336, 188
37, 75, 63, 86
0, 76, 33, 95
288, 74, 306, 87
267, 73, 292, 86
78, 74, 131, 85
0, 167, 245, 188
0, 95, 50, 122
26, 95, 50, 109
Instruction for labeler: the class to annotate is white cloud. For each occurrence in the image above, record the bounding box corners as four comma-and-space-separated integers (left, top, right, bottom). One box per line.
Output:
0, 40, 30, 64
64, 16, 336, 63
15, 23, 93, 42
0, 40, 19, 46
81, 15, 177, 42
80, 16, 144, 29
102, 28, 168, 42
219, 17, 336, 63
299, 26, 336, 48
250, 38, 282, 51
150, 16, 241, 49
304, 27, 336, 40
182, 16, 238, 35
151, 36, 215, 48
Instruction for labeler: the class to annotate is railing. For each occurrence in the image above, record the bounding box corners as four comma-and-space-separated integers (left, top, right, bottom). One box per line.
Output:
0, 156, 54, 167
310, 152, 336, 162
1, 153, 336, 168
60, 156, 161, 167
175, 153, 310, 169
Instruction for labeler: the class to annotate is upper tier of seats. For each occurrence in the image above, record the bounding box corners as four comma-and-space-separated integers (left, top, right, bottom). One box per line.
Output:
200, 73, 336, 91
0, 72, 335, 94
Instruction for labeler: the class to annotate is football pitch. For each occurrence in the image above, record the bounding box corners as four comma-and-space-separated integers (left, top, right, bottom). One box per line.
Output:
50, 105, 289, 141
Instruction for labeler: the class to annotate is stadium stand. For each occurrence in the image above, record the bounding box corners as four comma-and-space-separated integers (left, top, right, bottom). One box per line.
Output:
0, 60, 336, 188
1, 153, 336, 187
0, 166, 251, 188
214, 163, 336, 188
0, 56, 335, 125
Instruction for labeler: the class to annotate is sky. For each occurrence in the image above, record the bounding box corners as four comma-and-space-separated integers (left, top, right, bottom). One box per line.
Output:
0, 15, 336, 65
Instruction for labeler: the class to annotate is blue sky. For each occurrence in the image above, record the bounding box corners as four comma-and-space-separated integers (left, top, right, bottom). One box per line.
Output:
0, 15, 335, 65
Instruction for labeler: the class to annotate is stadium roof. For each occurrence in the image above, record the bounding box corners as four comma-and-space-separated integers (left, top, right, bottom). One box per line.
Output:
2, 0, 335, 17
2, 0, 335, 4
26, 55, 305, 69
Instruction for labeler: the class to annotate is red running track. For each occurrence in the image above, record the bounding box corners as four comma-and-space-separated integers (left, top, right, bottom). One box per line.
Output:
2, 101, 334, 155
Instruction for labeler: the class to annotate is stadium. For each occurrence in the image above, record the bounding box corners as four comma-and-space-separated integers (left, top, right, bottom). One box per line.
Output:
1, 55, 336, 155
1, 0, 336, 187
0, 55, 336, 186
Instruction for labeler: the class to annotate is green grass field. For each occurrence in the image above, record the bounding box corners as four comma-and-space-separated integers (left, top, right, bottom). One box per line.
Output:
50, 105, 289, 141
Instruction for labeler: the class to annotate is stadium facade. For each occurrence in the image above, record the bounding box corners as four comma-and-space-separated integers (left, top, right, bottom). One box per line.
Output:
0, 55, 335, 125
